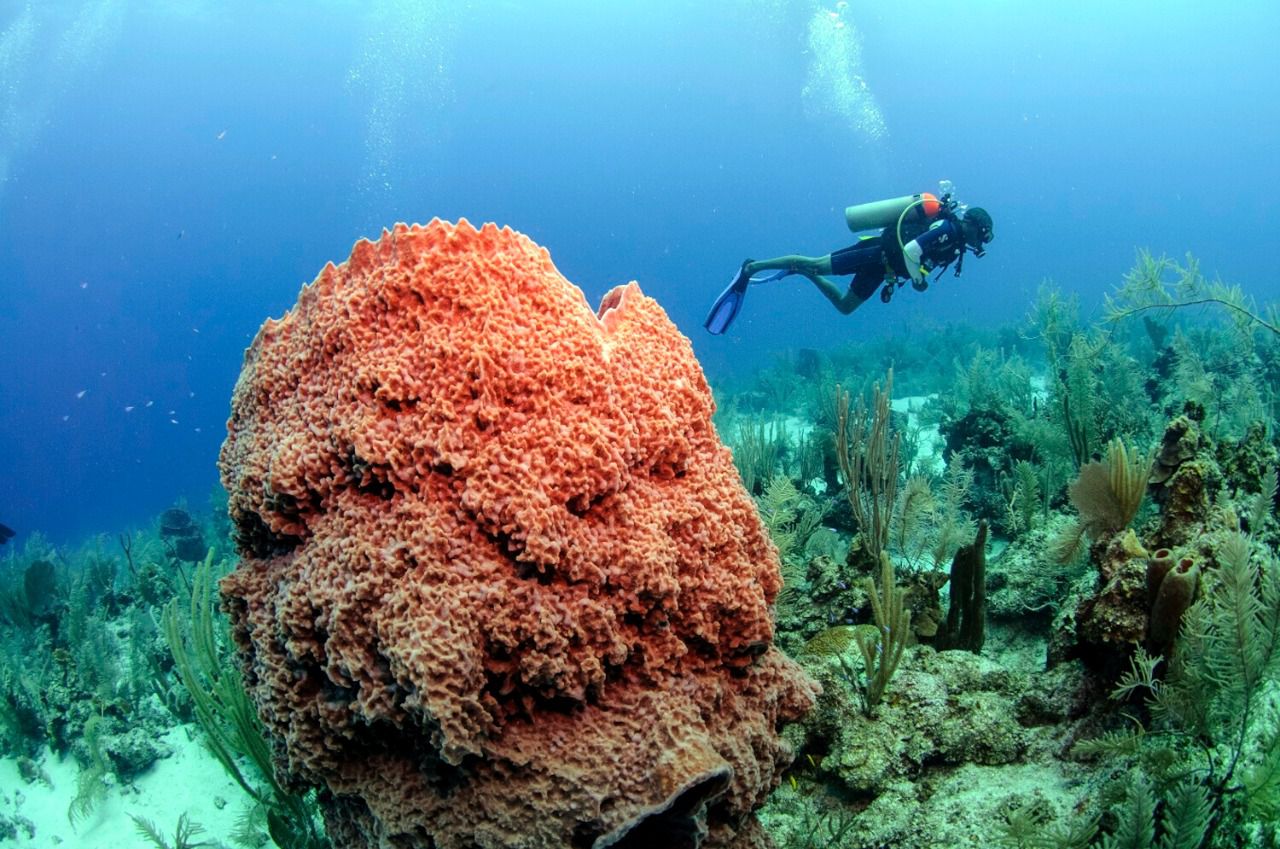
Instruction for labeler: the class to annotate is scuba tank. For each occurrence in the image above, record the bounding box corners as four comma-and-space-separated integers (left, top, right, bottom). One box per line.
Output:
844, 192, 942, 233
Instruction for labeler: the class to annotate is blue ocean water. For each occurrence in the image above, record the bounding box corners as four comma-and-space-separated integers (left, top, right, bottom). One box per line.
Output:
0, 0, 1276, 544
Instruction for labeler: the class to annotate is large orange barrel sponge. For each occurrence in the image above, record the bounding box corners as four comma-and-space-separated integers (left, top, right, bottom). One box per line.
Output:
218, 220, 817, 849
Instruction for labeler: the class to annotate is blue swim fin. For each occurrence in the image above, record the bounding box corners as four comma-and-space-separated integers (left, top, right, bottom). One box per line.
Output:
703, 268, 789, 335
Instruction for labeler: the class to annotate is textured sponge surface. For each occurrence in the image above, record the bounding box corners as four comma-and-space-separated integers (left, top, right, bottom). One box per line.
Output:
218, 219, 815, 849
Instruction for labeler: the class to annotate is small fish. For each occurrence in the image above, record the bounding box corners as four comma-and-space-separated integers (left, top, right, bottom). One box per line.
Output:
194, 427, 202, 433
62, 415, 69, 421
76, 389, 87, 399
170, 418, 179, 425
80, 281, 88, 289
177, 230, 184, 239
192, 327, 200, 334
167, 409, 176, 415
125, 405, 135, 412
145, 400, 154, 408
216, 129, 227, 140
0, 523, 14, 545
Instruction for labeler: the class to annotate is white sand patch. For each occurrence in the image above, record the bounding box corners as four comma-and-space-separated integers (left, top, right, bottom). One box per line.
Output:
766, 414, 827, 493
892, 394, 944, 475
1, 725, 246, 848
1030, 373, 1049, 403
774, 414, 815, 446
924, 759, 1095, 839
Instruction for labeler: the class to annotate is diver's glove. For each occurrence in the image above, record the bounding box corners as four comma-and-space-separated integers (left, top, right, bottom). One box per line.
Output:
911, 262, 930, 292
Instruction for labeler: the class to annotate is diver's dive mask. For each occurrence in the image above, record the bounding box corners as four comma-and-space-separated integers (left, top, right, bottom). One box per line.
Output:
961, 207, 993, 255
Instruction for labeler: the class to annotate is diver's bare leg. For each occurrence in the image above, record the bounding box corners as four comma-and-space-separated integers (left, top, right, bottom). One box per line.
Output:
805, 274, 868, 315
743, 255, 833, 276
743, 255, 866, 315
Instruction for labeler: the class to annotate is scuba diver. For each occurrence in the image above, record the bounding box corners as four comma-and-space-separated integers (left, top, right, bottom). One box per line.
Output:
704, 187, 994, 334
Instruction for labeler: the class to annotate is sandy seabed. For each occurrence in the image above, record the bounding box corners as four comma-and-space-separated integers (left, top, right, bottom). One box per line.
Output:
1, 725, 244, 848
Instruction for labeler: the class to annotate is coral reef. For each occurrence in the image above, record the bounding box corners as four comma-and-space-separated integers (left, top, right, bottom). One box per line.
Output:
158, 508, 207, 564
936, 521, 987, 652
217, 220, 816, 849
3, 246, 1276, 849
986, 517, 1084, 622
938, 407, 1036, 534
1149, 410, 1221, 547
1145, 550, 1199, 655
0, 523, 217, 834
766, 646, 1097, 849
826, 649, 1029, 790
1068, 529, 1151, 657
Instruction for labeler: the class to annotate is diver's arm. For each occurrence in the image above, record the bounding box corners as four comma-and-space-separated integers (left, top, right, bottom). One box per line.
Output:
902, 239, 925, 285
902, 220, 956, 285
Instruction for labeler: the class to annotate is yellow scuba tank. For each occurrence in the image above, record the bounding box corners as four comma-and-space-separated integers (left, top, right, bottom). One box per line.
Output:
844, 192, 941, 233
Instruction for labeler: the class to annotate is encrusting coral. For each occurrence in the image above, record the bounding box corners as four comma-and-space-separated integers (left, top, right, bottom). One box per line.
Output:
217, 219, 817, 849
1149, 411, 1221, 548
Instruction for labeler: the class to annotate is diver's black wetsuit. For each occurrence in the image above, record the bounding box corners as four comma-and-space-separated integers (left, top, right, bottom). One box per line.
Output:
830, 218, 968, 299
